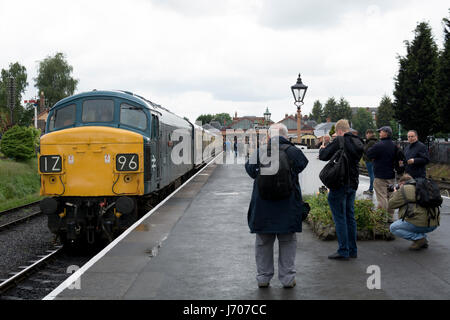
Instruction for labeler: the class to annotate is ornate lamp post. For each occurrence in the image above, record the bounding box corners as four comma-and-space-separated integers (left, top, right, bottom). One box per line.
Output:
264, 107, 271, 127
291, 74, 308, 144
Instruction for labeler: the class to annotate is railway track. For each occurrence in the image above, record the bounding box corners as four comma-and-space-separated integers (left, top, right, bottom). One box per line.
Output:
0, 246, 63, 297
0, 200, 41, 216
0, 210, 44, 233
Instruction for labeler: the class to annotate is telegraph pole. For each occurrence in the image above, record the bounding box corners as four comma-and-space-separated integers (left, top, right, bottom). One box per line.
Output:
7, 76, 16, 125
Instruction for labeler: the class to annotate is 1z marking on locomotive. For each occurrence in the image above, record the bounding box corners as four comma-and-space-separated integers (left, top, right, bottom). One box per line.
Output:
40, 155, 62, 173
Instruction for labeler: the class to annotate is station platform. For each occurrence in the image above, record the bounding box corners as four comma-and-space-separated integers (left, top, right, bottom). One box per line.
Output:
46, 151, 450, 300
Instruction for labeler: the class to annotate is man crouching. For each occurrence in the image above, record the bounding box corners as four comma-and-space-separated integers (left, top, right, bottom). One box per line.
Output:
388, 174, 440, 250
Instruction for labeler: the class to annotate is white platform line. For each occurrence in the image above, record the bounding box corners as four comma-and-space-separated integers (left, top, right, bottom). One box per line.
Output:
43, 154, 222, 300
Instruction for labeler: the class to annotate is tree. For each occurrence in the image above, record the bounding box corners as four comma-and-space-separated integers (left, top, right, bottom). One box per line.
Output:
310, 100, 323, 122
323, 97, 339, 122
34, 52, 79, 108
329, 124, 336, 136
393, 22, 439, 142
352, 108, 374, 138
213, 113, 232, 126
376, 95, 394, 128
196, 114, 214, 125
437, 11, 450, 133
0, 62, 28, 127
336, 97, 352, 122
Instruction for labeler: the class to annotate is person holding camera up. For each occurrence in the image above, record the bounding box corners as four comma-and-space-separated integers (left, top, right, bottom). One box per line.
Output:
388, 174, 440, 250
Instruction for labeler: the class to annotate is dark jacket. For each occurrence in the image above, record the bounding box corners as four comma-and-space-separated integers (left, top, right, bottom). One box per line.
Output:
363, 137, 378, 162
404, 141, 429, 179
245, 136, 309, 234
366, 137, 396, 179
318, 132, 364, 190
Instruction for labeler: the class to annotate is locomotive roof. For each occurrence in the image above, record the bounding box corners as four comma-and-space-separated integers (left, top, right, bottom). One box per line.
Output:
50, 90, 178, 117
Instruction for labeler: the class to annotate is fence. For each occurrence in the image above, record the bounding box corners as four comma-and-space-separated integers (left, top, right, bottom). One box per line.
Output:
398, 141, 450, 164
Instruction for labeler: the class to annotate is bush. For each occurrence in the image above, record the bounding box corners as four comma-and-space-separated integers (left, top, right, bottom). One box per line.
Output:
0, 125, 40, 161
304, 193, 394, 240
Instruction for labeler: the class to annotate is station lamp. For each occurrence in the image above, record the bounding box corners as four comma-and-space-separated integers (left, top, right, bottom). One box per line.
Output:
291, 73, 308, 109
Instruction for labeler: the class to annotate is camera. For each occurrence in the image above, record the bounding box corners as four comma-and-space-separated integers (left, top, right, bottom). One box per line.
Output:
387, 184, 400, 192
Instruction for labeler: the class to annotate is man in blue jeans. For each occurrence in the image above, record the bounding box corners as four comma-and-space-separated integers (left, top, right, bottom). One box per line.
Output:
363, 129, 378, 195
319, 119, 364, 260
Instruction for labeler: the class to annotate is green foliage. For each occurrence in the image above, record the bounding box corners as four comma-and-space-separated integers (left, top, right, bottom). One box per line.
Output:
352, 108, 374, 137
329, 124, 336, 136
437, 11, 450, 133
0, 125, 40, 161
376, 95, 394, 128
304, 194, 390, 234
213, 113, 232, 126
310, 100, 324, 123
196, 114, 214, 125
337, 97, 352, 122
196, 113, 232, 126
393, 22, 440, 141
0, 157, 42, 211
323, 97, 339, 122
34, 52, 78, 108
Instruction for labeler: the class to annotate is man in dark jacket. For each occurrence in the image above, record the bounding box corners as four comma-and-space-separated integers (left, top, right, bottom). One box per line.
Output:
366, 126, 396, 221
363, 129, 378, 195
401, 130, 430, 179
319, 119, 364, 260
245, 123, 308, 288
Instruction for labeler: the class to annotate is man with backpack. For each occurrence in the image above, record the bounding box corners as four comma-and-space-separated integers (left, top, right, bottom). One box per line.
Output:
245, 123, 308, 289
389, 174, 441, 250
319, 119, 364, 260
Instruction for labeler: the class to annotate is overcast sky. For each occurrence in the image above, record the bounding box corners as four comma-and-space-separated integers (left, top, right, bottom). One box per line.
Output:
0, 0, 448, 123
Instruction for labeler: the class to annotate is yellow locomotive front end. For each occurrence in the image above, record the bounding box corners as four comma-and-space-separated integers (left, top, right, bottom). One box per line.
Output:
39, 126, 145, 245
39, 126, 144, 197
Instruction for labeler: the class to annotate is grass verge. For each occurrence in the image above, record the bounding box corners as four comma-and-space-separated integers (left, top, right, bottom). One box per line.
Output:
0, 157, 43, 212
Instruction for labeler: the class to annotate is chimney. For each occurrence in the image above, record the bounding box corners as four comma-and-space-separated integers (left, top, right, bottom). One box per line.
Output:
285, 114, 288, 118
326, 117, 331, 123
234, 111, 237, 119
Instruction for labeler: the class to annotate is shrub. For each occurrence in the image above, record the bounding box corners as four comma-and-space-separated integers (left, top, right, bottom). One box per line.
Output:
0, 125, 40, 161
304, 193, 393, 240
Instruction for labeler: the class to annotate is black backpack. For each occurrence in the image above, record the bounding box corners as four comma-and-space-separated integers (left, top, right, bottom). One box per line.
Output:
403, 177, 442, 226
257, 144, 294, 200
319, 136, 349, 190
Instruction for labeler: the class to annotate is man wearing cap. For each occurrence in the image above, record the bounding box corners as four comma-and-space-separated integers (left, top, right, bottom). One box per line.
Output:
366, 126, 396, 222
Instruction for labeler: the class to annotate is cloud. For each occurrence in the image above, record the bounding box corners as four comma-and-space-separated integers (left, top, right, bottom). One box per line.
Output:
258, 0, 404, 30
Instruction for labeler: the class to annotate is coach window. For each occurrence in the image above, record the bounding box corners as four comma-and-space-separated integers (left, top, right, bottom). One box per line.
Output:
82, 99, 114, 123
49, 104, 76, 130
120, 103, 148, 131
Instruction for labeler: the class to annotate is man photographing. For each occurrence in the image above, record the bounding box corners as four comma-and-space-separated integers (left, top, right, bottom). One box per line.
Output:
389, 174, 440, 250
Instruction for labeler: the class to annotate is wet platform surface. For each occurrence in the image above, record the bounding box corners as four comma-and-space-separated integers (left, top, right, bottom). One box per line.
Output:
47, 151, 450, 300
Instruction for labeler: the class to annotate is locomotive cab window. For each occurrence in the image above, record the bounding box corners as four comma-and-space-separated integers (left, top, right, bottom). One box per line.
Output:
48, 104, 76, 130
120, 103, 147, 130
82, 99, 114, 123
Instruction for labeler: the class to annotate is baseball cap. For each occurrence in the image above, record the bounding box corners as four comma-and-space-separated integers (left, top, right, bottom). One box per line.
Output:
377, 126, 393, 136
